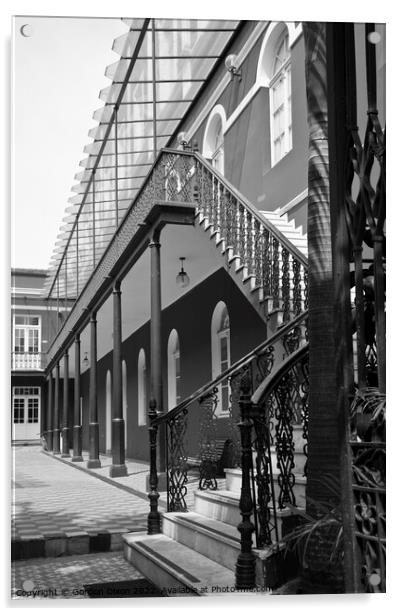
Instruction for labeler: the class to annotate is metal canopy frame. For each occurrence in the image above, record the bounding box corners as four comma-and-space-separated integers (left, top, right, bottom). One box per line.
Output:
44, 17, 241, 303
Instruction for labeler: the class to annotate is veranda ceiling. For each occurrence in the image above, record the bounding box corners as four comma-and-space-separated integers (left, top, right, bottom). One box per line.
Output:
44, 18, 241, 302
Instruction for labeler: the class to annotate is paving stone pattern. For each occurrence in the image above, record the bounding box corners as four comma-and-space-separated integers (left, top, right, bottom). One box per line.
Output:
11, 551, 146, 600
12, 446, 150, 541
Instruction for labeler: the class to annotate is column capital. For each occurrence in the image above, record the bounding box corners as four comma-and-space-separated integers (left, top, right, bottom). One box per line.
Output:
113, 279, 122, 294
149, 228, 161, 246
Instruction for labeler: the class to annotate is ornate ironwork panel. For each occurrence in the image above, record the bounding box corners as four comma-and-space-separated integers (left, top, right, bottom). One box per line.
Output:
342, 23, 386, 593
166, 409, 189, 512
272, 237, 280, 310
198, 388, 219, 490
292, 258, 302, 316
281, 247, 290, 322
349, 382, 385, 592
252, 406, 278, 547
272, 377, 296, 509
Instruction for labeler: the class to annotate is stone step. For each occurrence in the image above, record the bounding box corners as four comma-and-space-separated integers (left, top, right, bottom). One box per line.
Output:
123, 531, 236, 596
224, 468, 306, 509
193, 488, 305, 539
162, 511, 241, 571
194, 489, 241, 527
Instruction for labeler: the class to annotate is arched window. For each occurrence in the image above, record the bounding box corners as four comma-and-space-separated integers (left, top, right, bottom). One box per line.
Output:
270, 31, 292, 165
203, 105, 226, 174
106, 370, 112, 452
256, 23, 293, 167
167, 329, 181, 410
211, 302, 231, 416
122, 360, 127, 450
138, 349, 147, 426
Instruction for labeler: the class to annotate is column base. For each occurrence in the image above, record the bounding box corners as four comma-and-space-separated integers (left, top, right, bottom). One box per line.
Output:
109, 464, 128, 478
71, 455, 83, 462
61, 452, 71, 458
53, 451, 61, 456
87, 459, 101, 469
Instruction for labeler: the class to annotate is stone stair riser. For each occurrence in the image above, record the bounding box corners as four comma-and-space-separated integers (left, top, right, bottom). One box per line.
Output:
194, 492, 241, 527
224, 468, 306, 509
162, 514, 240, 571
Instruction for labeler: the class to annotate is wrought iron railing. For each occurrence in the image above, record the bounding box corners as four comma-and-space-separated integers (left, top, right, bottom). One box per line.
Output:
46, 147, 308, 366
153, 311, 308, 516
179, 150, 308, 322
251, 345, 309, 546
12, 352, 45, 371
348, 384, 385, 594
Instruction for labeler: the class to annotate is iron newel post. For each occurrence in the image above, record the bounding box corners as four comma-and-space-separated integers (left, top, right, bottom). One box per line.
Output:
148, 398, 161, 534
147, 229, 163, 534
235, 373, 256, 589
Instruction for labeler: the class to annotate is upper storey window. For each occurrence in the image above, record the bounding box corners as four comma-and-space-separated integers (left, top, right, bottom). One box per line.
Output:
270, 32, 292, 165
13, 315, 41, 354
203, 105, 226, 175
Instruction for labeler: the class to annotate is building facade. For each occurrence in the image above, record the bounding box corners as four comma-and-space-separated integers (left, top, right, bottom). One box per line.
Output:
18, 19, 385, 593
11, 269, 57, 442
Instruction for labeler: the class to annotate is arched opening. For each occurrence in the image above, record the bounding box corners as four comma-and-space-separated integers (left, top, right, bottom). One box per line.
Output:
211, 301, 231, 416
257, 23, 292, 166
106, 370, 112, 453
202, 105, 226, 174
167, 329, 181, 410
138, 349, 147, 427
122, 359, 127, 451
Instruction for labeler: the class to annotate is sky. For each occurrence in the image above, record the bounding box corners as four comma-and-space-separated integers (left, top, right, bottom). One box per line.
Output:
12, 15, 127, 269
8, 1, 393, 273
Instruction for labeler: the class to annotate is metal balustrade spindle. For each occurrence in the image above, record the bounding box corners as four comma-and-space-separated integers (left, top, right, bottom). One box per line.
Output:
272, 237, 280, 310
293, 258, 302, 316
238, 204, 245, 263
282, 247, 290, 322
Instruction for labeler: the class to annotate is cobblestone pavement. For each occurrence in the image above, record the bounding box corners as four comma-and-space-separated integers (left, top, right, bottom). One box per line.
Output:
11, 551, 161, 600
12, 445, 151, 540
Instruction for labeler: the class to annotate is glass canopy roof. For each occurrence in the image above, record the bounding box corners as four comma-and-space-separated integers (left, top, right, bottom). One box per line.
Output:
44, 18, 241, 302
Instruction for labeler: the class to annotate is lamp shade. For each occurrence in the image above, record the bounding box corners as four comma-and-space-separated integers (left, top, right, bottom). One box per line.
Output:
176, 257, 190, 288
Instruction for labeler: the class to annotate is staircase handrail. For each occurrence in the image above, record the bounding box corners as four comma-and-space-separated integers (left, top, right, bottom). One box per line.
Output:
153, 310, 308, 426
251, 343, 309, 407
191, 151, 308, 267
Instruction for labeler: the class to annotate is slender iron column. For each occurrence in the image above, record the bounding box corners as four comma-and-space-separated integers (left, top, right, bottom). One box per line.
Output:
72, 334, 83, 461
110, 280, 127, 477
87, 312, 101, 468
147, 229, 163, 534
53, 363, 61, 454
61, 350, 70, 457
235, 374, 256, 589
46, 373, 53, 450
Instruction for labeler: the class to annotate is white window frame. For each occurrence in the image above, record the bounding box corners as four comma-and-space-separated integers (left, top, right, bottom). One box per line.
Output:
167, 329, 181, 410
12, 386, 41, 425
211, 302, 231, 418
13, 314, 41, 355
138, 349, 147, 426
202, 105, 226, 175
269, 34, 292, 167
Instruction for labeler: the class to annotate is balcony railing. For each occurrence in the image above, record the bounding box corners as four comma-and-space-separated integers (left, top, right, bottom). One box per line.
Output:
46, 148, 309, 366
12, 352, 45, 371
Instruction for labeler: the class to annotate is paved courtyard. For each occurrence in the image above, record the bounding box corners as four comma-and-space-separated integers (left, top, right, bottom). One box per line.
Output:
11, 551, 162, 600
12, 445, 151, 540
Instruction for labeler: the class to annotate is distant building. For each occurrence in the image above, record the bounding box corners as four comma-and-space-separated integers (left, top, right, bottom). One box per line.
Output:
11, 269, 57, 442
